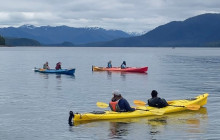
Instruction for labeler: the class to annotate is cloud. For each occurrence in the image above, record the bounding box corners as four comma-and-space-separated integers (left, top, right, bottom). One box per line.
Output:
0, 0, 220, 33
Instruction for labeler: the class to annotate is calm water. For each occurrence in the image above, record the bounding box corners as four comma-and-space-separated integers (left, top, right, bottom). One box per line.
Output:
0, 47, 220, 140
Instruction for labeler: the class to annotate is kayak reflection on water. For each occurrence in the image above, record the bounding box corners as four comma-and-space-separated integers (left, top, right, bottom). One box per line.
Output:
147, 107, 208, 137
109, 122, 130, 138
107, 107, 208, 138
107, 71, 112, 79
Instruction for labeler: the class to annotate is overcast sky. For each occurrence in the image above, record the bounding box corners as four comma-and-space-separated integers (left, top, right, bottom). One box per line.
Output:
0, 0, 220, 33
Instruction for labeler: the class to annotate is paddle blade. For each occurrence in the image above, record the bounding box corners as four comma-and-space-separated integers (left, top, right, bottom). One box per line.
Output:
133, 100, 146, 106
185, 104, 200, 110
96, 102, 109, 108
170, 104, 201, 111
136, 106, 147, 110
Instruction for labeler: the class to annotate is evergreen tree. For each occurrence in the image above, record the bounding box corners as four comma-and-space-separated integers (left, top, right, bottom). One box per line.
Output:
0, 35, 5, 45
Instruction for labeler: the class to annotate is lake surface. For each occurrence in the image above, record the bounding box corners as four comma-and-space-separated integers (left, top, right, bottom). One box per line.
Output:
0, 47, 220, 140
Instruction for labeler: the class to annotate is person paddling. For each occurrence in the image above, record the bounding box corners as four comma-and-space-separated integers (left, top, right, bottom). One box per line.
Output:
55, 62, 62, 70
109, 90, 135, 112
148, 90, 168, 108
107, 60, 112, 68
121, 61, 126, 69
43, 62, 50, 69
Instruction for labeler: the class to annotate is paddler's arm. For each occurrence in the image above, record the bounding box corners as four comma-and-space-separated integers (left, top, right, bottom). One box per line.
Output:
123, 98, 135, 111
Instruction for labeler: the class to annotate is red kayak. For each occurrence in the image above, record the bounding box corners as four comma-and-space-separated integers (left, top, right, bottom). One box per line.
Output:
92, 66, 148, 73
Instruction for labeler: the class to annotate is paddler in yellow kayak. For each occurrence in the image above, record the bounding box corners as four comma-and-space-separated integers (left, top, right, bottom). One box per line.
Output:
109, 90, 135, 112
148, 90, 168, 108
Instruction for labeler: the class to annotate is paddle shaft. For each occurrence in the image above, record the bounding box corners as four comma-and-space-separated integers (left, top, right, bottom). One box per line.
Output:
169, 105, 186, 107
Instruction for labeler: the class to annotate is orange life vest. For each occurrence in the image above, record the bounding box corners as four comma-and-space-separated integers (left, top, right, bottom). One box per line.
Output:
109, 101, 120, 112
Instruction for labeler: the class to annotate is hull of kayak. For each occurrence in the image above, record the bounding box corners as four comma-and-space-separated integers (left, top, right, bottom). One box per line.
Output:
92, 66, 148, 73
72, 93, 208, 122
34, 68, 75, 75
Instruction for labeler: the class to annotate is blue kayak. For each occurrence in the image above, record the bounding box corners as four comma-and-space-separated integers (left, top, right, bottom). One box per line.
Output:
34, 68, 75, 75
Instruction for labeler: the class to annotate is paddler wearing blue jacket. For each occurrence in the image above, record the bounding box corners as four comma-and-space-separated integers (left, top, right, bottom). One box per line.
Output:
121, 61, 126, 69
107, 60, 112, 68
109, 90, 135, 112
148, 90, 168, 108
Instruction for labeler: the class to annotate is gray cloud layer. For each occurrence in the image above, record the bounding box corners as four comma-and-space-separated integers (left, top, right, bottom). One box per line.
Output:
0, 0, 220, 33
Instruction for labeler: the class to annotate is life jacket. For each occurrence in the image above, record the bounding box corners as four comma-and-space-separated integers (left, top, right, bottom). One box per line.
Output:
56, 63, 61, 70
107, 62, 112, 68
121, 64, 126, 69
43, 64, 47, 69
109, 100, 120, 112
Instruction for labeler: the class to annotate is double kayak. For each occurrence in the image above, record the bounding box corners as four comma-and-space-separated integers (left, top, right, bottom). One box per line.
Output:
34, 68, 75, 75
92, 66, 148, 73
69, 93, 208, 124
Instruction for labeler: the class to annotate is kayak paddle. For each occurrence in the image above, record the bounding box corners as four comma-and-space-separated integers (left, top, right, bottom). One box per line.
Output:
96, 102, 165, 115
133, 100, 146, 106
96, 102, 109, 108
133, 100, 200, 111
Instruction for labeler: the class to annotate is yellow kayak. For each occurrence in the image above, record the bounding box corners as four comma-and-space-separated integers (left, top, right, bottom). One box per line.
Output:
73, 107, 208, 126
69, 93, 208, 125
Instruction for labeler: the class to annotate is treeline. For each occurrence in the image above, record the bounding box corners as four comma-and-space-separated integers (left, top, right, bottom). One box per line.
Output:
0, 35, 5, 45
5, 38, 41, 46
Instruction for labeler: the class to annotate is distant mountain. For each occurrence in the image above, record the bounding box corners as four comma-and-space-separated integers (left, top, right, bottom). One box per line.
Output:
5, 37, 41, 46
0, 25, 131, 45
83, 13, 220, 47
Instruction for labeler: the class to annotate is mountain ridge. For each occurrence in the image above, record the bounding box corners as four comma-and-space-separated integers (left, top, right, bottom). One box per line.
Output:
1, 13, 220, 47
0, 25, 132, 45
81, 13, 220, 47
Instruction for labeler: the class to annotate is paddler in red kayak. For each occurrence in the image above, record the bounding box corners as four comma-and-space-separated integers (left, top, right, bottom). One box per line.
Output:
109, 90, 135, 112
107, 60, 112, 68
148, 90, 168, 108
121, 61, 126, 69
